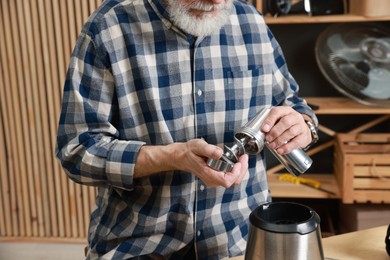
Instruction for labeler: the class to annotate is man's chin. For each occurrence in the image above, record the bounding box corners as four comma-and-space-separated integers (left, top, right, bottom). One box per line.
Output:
167, 0, 233, 37
174, 11, 231, 37
188, 9, 218, 19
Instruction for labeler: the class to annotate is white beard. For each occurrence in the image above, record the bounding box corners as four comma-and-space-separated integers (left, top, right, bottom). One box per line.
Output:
166, 0, 233, 37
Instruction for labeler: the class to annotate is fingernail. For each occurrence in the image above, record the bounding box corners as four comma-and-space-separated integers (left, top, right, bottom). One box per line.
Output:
262, 124, 270, 132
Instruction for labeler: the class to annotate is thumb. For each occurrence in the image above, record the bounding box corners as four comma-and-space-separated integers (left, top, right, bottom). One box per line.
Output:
190, 139, 224, 160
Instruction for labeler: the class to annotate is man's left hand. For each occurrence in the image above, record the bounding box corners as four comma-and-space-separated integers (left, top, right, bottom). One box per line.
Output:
260, 106, 313, 154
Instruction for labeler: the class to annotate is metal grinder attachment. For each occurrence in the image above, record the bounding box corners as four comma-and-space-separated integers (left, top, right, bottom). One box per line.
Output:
206, 107, 313, 176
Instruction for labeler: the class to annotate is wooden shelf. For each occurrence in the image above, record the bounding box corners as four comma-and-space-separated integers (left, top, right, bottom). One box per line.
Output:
305, 97, 390, 115
268, 173, 340, 199
264, 14, 390, 24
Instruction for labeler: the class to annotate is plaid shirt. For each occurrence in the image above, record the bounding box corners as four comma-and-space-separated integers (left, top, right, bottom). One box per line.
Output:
56, 0, 317, 259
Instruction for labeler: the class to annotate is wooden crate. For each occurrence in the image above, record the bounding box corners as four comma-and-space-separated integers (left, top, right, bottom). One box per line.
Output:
334, 133, 390, 203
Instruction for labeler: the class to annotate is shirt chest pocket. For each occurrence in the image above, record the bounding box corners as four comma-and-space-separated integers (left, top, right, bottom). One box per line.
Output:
225, 67, 273, 131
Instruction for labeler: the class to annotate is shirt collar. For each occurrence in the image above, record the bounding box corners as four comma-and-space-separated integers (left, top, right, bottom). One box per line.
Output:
147, 0, 173, 29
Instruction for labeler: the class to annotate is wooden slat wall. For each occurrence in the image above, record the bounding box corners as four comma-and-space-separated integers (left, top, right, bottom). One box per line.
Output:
0, 0, 102, 241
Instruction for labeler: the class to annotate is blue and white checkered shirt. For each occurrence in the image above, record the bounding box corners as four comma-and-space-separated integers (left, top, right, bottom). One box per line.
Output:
56, 0, 316, 258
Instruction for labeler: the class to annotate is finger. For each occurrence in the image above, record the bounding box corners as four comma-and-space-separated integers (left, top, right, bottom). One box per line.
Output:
267, 123, 300, 150
197, 166, 226, 187
261, 106, 290, 133
233, 154, 249, 185
223, 162, 242, 188
190, 139, 224, 160
275, 140, 295, 155
275, 132, 308, 154
267, 113, 298, 140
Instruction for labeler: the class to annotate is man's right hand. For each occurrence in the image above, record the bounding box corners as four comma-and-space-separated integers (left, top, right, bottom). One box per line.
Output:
134, 139, 249, 188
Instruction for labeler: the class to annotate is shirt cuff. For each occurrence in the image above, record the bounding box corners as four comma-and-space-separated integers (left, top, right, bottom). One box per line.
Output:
106, 140, 145, 190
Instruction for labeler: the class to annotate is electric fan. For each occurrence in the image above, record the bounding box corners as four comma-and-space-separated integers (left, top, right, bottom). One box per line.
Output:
315, 23, 390, 106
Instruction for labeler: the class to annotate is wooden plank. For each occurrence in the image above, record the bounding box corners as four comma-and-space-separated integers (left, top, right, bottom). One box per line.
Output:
82, 186, 91, 238
51, 0, 73, 238
318, 124, 337, 137
338, 133, 390, 143
39, 0, 64, 237
265, 14, 390, 24
7, 0, 31, 237
341, 144, 390, 154
89, 0, 97, 12
29, 0, 53, 238
74, 0, 83, 36
337, 134, 390, 154
95, 0, 102, 9
59, 0, 71, 73
353, 178, 390, 189
352, 190, 390, 203
19, 0, 42, 237
67, 0, 77, 50
333, 148, 345, 193
0, 96, 7, 236
348, 155, 390, 165
68, 182, 78, 238
305, 97, 390, 115
55, 1, 78, 237
355, 133, 390, 142
0, 1, 14, 237
75, 184, 84, 238
3, 0, 21, 237
354, 166, 390, 177
81, 0, 89, 23
26, 0, 45, 237
36, 0, 61, 237
342, 161, 355, 204
268, 173, 340, 199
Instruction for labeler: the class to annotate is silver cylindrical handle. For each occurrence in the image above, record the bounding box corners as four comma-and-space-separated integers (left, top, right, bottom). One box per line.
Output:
266, 143, 312, 176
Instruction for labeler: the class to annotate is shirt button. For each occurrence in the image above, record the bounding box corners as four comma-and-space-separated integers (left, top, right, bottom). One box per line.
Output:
197, 230, 201, 236
197, 89, 203, 96
200, 185, 205, 191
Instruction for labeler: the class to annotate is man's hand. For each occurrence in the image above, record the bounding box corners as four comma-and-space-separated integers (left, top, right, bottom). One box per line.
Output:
173, 139, 249, 188
260, 106, 313, 154
135, 139, 249, 188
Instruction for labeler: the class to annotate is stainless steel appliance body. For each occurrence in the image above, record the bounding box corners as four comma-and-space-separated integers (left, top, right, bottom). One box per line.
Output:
245, 202, 324, 260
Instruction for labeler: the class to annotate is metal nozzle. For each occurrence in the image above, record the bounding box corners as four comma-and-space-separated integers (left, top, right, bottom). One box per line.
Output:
206, 136, 246, 172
